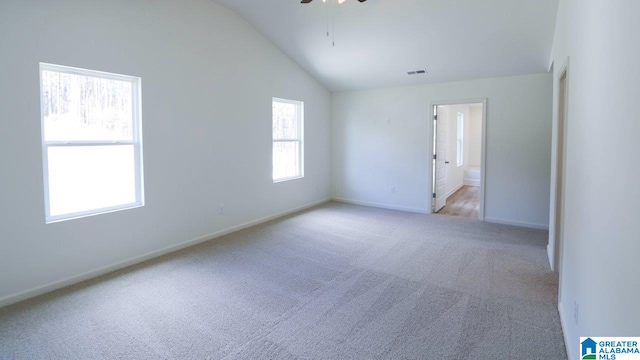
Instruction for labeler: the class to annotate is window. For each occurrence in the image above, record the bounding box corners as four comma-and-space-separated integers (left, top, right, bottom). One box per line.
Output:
272, 98, 304, 182
457, 112, 464, 167
40, 63, 144, 223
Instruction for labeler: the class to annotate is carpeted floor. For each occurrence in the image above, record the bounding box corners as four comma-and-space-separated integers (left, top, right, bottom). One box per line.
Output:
0, 202, 566, 359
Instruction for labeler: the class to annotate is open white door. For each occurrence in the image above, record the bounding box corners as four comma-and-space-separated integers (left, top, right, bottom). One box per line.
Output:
434, 106, 447, 212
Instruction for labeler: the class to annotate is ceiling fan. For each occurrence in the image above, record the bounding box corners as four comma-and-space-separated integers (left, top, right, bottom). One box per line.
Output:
302, 0, 367, 46
301, 0, 366, 3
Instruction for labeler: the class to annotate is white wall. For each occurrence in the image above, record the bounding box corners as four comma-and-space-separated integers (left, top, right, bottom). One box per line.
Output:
548, 1, 640, 358
467, 105, 483, 168
332, 73, 552, 228
0, 0, 331, 305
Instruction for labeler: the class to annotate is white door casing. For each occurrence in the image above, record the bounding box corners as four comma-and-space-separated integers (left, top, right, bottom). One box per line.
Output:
430, 99, 486, 220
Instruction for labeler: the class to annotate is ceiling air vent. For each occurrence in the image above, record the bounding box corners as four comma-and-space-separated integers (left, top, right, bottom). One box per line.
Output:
408, 69, 428, 75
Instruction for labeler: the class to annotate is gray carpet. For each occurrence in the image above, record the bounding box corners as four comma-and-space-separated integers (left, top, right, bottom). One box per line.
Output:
0, 202, 566, 359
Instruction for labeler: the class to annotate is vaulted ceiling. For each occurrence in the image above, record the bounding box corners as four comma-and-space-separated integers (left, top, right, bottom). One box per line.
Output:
212, 0, 559, 92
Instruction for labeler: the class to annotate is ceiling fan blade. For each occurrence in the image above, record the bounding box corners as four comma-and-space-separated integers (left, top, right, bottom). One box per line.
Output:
300, 0, 367, 4
301, 0, 366, 3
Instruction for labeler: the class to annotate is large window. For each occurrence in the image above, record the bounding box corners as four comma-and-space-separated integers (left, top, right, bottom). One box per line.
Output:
457, 112, 464, 167
40, 63, 144, 223
272, 98, 304, 182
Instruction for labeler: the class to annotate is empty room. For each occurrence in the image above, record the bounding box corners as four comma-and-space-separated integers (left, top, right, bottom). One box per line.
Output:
0, 1, 638, 359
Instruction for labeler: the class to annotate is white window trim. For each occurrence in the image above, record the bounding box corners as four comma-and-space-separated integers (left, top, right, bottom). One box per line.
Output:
272, 97, 304, 183
40, 63, 145, 224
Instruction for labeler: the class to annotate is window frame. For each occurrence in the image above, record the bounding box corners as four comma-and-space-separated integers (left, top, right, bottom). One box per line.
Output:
272, 97, 304, 183
40, 63, 144, 223
456, 112, 464, 167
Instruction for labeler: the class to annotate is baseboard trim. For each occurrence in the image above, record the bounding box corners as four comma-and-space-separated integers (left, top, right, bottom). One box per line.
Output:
558, 302, 573, 360
331, 197, 430, 214
0, 198, 331, 309
547, 243, 555, 271
463, 179, 480, 187
445, 184, 464, 199
484, 217, 549, 230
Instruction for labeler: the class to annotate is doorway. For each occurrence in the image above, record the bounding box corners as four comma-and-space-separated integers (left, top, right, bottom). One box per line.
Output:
431, 100, 486, 220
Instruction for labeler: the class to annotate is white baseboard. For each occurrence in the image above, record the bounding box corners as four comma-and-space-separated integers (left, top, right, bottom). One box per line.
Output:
331, 197, 430, 214
558, 302, 573, 360
484, 216, 549, 230
463, 179, 480, 186
446, 184, 464, 199
0, 198, 331, 309
547, 243, 555, 271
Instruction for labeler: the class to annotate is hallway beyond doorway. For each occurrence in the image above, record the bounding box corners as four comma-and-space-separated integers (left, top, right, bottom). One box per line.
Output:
431, 100, 486, 221
436, 186, 480, 219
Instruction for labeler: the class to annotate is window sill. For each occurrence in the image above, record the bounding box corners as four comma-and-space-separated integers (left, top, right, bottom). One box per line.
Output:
46, 202, 144, 224
273, 175, 304, 184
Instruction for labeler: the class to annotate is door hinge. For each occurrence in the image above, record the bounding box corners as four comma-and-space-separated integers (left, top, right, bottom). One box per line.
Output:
434, 115, 437, 120
433, 154, 437, 160
433, 193, 436, 199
